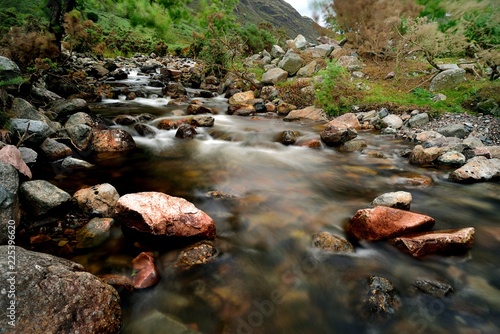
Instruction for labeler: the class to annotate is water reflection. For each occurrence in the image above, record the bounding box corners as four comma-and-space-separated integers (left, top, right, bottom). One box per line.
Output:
60, 90, 500, 333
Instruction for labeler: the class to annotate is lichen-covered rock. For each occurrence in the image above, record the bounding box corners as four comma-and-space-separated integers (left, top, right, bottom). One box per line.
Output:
360, 276, 401, 320
20, 180, 71, 216
73, 183, 120, 217
0, 246, 121, 333
312, 231, 354, 253
0, 163, 20, 245
449, 157, 500, 182
430, 69, 466, 91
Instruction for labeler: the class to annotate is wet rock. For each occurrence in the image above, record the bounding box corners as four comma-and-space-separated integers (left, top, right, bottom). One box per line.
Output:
320, 124, 357, 146
429, 68, 466, 91
114, 115, 136, 125
175, 241, 218, 268
157, 119, 180, 130
278, 130, 298, 145
175, 124, 198, 139
61, 157, 94, 170
407, 113, 430, 128
9, 118, 52, 146
338, 139, 367, 152
49, 98, 90, 121
73, 183, 120, 217
361, 276, 401, 320
295, 137, 323, 149
436, 151, 466, 166
65, 112, 95, 128
262, 67, 288, 85
409, 145, 443, 166
110, 69, 128, 80
20, 180, 71, 216
76, 217, 114, 248
449, 157, 500, 182
186, 103, 213, 115
189, 115, 215, 127
412, 279, 454, 298
40, 138, 72, 161
92, 129, 136, 152
134, 123, 156, 137
132, 252, 160, 289
437, 124, 468, 139
0, 163, 20, 244
312, 231, 354, 252
371, 191, 412, 210
66, 124, 93, 151
114, 192, 216, 241
0, 145, 32, 178
98, 274, 134, 295
163, 82, 186, 98
0, 246, 121, 333
228, 104, 255, 116
390, 173, 433, 188
283, 106, 328, 123
391, 227, 475, 256
347, 206, 435, 241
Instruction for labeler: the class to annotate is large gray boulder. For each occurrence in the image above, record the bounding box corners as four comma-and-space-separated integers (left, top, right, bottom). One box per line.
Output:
278, 51, 303, 76
0, 56, 21, 81
9, 119, 53, 146
20, 180, 71, 216
449, 156, 500, 182
262, 68, 288, 85
0, 163, 20, 245
270, 45, 285, 59
430, 69, 466, 91
0, 246, 121, 333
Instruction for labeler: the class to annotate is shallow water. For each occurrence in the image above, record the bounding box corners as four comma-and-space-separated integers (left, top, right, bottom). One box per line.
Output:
56, 74, 500, 333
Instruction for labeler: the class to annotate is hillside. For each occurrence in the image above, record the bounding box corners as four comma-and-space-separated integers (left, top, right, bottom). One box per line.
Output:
234, 0, 318, 42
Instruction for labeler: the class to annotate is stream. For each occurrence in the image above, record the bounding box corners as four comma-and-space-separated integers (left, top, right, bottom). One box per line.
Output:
51, 70, 500, 333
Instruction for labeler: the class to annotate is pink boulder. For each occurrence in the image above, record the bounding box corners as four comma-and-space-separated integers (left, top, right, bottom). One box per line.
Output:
0, 145, 32, 178
114, 192, 216, 240
347, 206, 435, 241
390, 227, 475, 257
132, 252, 160, 289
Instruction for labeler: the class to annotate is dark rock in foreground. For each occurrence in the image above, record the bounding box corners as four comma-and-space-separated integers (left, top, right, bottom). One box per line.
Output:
0, 246, 121, 333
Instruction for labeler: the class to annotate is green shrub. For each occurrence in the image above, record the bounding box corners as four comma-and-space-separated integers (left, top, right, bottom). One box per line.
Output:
314, 60, 364, 116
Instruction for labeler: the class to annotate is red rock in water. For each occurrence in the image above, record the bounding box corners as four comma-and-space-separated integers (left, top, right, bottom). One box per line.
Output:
347, 206, 435, 241
132, 252, 160, 289
114, 192, 216, 240
390, 227, 475, 257
92, 129, 136, 152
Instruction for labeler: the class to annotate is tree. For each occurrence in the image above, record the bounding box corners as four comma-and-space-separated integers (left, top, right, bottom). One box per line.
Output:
313, 0, 421, 59
46, 0, 77, 51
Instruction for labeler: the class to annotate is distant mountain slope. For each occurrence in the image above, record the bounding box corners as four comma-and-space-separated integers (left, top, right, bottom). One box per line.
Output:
234, 0, 319, 42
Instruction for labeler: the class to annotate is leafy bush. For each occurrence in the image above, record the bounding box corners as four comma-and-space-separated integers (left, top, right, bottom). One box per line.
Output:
315, 60, 364, 116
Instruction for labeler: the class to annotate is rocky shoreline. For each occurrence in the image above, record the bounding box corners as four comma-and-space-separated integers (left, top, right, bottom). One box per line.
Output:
1, 41, 499, 332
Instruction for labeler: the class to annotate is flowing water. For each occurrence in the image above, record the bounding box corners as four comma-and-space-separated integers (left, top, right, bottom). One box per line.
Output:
54, 71, 500, 333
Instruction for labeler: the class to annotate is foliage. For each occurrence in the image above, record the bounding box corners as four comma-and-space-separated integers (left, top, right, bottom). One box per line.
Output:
314, 60, 364, 116
0, 26, 60, 70
276, 79, 316, 109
